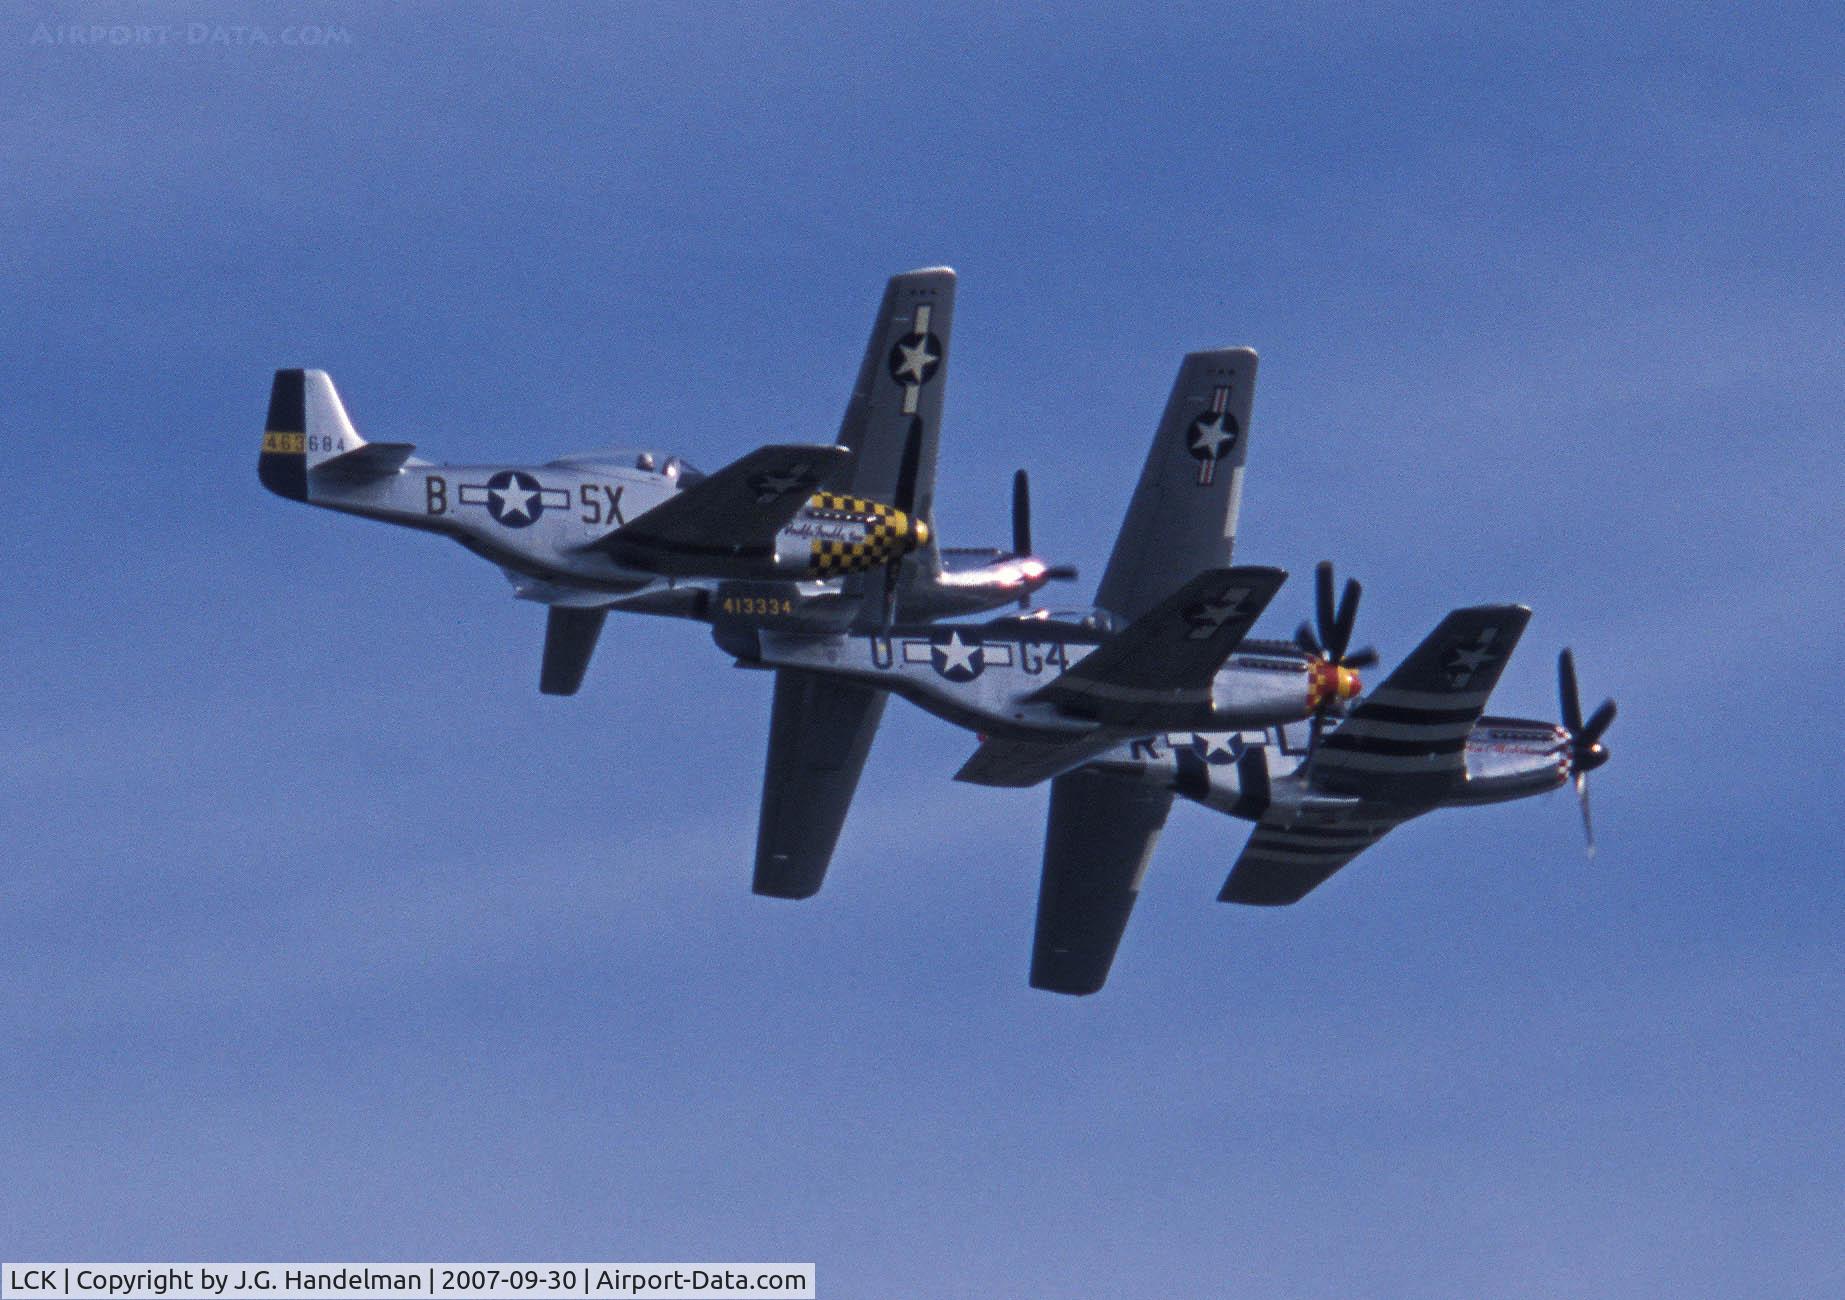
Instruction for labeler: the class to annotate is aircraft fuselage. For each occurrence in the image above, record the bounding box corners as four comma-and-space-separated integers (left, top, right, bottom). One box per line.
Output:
753, 624, 1325, 741
1081, 714, 1572, 822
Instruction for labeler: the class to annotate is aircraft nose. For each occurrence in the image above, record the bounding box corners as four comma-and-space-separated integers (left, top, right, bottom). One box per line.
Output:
1307, 661, 1363, 709
907, 514, 930, 550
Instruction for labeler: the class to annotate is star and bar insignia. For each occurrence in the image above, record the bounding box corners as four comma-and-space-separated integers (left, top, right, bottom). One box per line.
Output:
458, 470, 570, 528
1186, 384, 1240, 486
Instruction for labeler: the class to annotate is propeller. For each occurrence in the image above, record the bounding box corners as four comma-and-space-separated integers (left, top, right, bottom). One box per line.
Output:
1292, 560, 1379, 671
1558, 648, 1617, 857
1294, 560, 1377, 756
875, 420, 927, 626
1009, 469, 1077, 607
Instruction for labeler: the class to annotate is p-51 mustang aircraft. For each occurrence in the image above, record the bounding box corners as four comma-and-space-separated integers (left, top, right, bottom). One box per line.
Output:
728, 343, 1272, 979
737, 563, 1362, 787
260, 370, 922, 600
1072, 614, 1615, 918
259, 269, 1077, 899
257, 270, 1070, 678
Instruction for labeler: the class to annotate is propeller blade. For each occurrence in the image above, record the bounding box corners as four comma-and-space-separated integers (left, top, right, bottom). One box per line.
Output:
1558, 648, 1584, 736
1329, 577, 1361, 662
1295, 621, 1323, 658
1343, 645, 1380, 670
880, 422, 924, 621
1553, 649, 1613, 856
1575, 771, 1596, 859
1314, 562, 1336, 653
881, 557, 901, 627
1041, 564, 1079, 582
893, 419, 923, 516
1012, 469, 1032, 557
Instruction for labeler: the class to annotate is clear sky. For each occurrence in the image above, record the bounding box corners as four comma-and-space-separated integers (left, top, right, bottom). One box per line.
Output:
4, 3, 1842, 1295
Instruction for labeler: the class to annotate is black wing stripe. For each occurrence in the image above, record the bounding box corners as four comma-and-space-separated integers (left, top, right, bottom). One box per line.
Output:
1220, 818, 1401, 905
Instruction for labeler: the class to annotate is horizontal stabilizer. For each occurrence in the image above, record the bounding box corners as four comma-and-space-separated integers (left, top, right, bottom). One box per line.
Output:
311, 441, 418, 483
540, 606, 608, 696
589, 443, 852, 575
1030, 566, 1286, 728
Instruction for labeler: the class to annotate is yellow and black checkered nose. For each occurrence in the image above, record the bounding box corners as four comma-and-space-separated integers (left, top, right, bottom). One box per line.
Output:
805, 492, 929, 578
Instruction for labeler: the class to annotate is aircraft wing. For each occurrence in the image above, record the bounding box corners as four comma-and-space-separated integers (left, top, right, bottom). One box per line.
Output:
1030, 566, 1286, 728
1030, 770, 1173, 995
1217, 815, 1401, 905
538, 607, 609, 696
1095, 348, 1258, 622
748, 271, 953, 897
1219, 603, 1533, 905
836, 267, 954, 592
752, 669, 888, 898
1025, 350, 1260, 995
592, 443, 851, 574
1313, 604, 1531, 804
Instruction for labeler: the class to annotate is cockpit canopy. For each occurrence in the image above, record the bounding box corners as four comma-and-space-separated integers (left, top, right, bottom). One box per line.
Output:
546, 449, 705, 484
992, 606, 1122, 635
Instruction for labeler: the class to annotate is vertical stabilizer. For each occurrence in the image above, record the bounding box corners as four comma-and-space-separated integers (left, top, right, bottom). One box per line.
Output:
258, 368, 371, 502
301, 369, 367, 469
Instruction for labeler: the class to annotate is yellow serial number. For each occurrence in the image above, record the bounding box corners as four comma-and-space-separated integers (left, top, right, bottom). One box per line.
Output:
262, 431, 305, 454
721, 596, 795, 617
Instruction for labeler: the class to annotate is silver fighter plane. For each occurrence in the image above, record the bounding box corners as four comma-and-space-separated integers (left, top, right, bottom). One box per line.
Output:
258, 269, 1078, 899
1080, 629, 1617, 910
736, 564, 1361, 786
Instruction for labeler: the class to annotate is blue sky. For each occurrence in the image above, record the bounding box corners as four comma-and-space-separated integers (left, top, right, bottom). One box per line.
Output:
4, 2, 1843, 1294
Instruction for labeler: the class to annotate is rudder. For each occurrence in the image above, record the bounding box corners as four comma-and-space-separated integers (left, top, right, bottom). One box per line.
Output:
258, 368, 369, 502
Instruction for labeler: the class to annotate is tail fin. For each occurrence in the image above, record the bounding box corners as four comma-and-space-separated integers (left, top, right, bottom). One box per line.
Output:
260, 370, 412, 500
